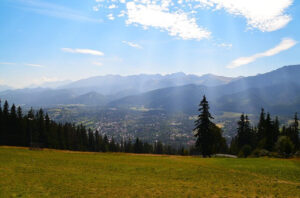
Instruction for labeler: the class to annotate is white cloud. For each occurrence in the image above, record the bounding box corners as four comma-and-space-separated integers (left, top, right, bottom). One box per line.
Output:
24, 63, 45, 68
118, 10, 126, 17
218, 43, 232, 49
122, 41, 143, 49
93, 6, 99, 11
108, 4, 117, 9
125, 2, 211, 40
62, 48, 104, 56
227, 38, 297, 69
94, 0, 293, 37
195, 0, 293, 32
107, 13, 115, 20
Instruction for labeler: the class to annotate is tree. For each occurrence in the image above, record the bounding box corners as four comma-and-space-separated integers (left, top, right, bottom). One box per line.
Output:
257, 108, 266, 144
239, 145, 252, 158
154, 141, 163, 154
0, 100, 3, 145
276, 136, 294, 157
88, 128, 95, 151
264, 113, 275, 151
16, 106, 26, 146
2, 101, 9, 144
102, 135, 109, 152
94, 130, 100, 152
289, 113, 299, 149
134, 138, 143, 153
194, 96, 225, 157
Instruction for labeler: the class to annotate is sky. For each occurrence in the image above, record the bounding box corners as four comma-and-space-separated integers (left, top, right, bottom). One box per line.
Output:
0, 0, 299, 88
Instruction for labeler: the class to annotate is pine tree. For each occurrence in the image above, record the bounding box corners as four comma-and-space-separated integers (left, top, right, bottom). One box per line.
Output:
194, 96, 224, 157
88, 128, 95, 151
37, 109, 46, 147
0, 100, 3, 145
257, 108, 266, 143
94, 130, 100, 152
154, 141, 163, 154
2, 101, 9, 144
134, 138, 143, 153
102, 135, 109, 152
265, 113, 274, 150
290, 113, 299, 149
16, 106, 25, 146
234, 114, 255, 154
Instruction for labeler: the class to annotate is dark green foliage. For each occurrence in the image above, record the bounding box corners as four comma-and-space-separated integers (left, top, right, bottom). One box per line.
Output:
230, 109, 299, 157
276, 136, 294, 157
0, 100, 188, 155
194, 96, 228, 157
236, 114, 255, 150
238, 145, 252, 158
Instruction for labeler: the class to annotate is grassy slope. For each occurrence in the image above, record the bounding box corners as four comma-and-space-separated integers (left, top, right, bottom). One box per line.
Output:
0, 147, 299, 198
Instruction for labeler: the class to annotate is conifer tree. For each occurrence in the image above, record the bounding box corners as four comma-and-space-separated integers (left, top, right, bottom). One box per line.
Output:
87, 128, 94, 151
290, 113, 299, 149
0, 100, 3, 145
94, 130, 100, 152
194, 96, 224, 157
257, 108, 266, 142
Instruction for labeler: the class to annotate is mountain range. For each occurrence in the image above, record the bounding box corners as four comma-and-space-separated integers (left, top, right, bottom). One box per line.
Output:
0, 65, 299, 115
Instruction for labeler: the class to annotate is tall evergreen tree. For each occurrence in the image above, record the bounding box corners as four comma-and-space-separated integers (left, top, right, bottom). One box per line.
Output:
88, 128, 95, 151
257, 108, 266, 143
290, 113, 299, 149
0, 100, 3, 145
194, 96, 225, 157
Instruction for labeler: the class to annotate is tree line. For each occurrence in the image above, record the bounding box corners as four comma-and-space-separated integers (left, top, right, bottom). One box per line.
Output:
1, 98, 299, 158
229, 109, 299, 157
0, 100, 190, 155
194, 96, 299, 157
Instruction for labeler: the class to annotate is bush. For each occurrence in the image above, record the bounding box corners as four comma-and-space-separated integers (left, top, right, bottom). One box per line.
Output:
251, 149, 269, 157
238, 145, 252, 158
276, 136, 294, 158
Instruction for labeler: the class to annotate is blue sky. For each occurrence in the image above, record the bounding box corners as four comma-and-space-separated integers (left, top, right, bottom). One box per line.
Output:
0, 0, 299, 88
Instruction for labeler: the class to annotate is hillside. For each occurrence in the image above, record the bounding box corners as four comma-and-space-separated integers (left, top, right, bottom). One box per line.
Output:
112, 65, 300, 114
0, 147, 299, 197
0, 72, 237, 107
0, 65, 299, 114
60, 72, 236, 95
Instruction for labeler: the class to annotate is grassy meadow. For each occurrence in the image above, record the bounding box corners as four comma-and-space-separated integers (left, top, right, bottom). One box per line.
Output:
0, 146, 299, 198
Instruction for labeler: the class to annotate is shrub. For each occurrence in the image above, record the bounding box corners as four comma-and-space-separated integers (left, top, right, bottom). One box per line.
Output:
276, 136, 294, 158
251, 149, 269, 157
238, 145, 252, 158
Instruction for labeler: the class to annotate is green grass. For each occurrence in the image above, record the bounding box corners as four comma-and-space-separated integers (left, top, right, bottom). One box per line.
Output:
0, 147, 299, 198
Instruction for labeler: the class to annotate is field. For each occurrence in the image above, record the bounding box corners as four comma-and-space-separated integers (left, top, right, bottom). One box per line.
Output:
0, 147, 299, 198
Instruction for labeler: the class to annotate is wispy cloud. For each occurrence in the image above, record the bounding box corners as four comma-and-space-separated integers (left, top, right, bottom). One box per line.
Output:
24, 63, 45, 68
92, 62, 103, 66
217, 43, 233, 49
107, 13, 115, 20
227, 38, 297, 69
0, 62, 16, 65
62, 48, 104, 56
16, 0, 102, 23
122, 41, 143, 49
0, 62, 45, 67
